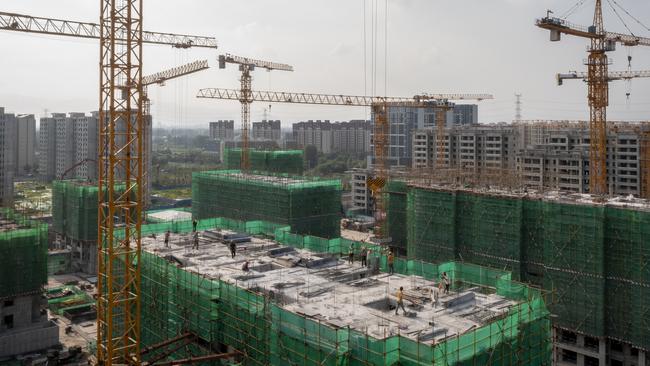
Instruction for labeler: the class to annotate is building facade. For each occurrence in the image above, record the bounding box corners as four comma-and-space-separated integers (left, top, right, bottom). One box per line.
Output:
411, 122, 649, 196
0, 108, 17, 206
252, 120, 281, 142
292, 120, 333, 154
371, 104, 477, 168
292, 120, 372, 154
332, 120, 371, 154
16, 114, 36, 175
38, 112, 153, 203
209, 120, 235, 141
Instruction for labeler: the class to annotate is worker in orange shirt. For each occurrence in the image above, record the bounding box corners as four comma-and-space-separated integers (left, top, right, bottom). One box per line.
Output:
395, 286, 407, 315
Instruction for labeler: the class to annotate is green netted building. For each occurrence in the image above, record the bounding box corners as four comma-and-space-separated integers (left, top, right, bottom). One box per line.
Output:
0, 208, 48, 299
385, 183, 650, 354
223, 148, 304, 175
130, 216, 551, 365
192, 170, 342, 238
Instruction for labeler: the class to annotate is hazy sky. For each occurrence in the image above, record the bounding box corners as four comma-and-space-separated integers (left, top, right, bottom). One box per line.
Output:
1, 0, 649, 128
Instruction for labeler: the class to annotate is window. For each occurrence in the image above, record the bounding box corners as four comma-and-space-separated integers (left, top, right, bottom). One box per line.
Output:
3, 315, 13, 329
3, 300, 14, 307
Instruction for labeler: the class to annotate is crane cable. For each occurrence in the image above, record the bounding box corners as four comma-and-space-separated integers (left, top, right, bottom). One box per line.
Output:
605, 0, 636, 37
610, 0, 650, 32
560, 0, 588, 20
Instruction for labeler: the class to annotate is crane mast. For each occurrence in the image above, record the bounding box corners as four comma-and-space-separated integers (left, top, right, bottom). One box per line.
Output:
537, 1, 650, 196
218, 54, 293, 170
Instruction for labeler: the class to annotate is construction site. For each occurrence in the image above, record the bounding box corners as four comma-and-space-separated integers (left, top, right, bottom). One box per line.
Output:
1, 1, 650, 366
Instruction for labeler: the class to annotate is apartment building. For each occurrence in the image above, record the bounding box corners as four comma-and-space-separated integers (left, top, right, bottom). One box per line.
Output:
412, 122, 649, 196
16, 114, 36, 174
209, 120, 235, 141
412, 124, 517, 174
38, 112, 153, 203
516, 126, 645, 195
252, 120, 281, 142
0, 108, 17, 206
292, 120, 372, 154
332, 120, 371, 153
349, 168, 373, 215
370, 104, 478, 168
292, 120, 333, 153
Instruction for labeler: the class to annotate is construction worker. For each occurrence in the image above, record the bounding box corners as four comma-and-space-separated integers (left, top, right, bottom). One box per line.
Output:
229, 241, 237, 258
192, 219, 198, 232
431, 281, 440, 307
395, 286, 407, 315
387, 250, 395, 274
192, 231, 199, 250
348, 244, 354, 264
366, 248, 372, 268
242, 260, 250, 272
164, 230, 170, 248
442, 272, 450, 294
360, 246, 367, 267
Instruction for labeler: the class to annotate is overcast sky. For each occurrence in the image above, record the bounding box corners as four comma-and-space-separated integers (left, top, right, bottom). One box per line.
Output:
1, 0, 649, 128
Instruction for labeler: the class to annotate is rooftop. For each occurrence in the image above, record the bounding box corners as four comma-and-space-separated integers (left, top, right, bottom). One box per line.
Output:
142, 230, 520, 343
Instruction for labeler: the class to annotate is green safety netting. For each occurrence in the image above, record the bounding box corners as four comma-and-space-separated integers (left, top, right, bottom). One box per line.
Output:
47, 285, 94, 316
138, 216, 551, 365
52, 180, 127, 241
384, 180, 408, 252
223, 148, 304, 175
48, 251, 71, 276
386, 183, 650, 350
0, 208, 48, 298
192, 170, 341, 238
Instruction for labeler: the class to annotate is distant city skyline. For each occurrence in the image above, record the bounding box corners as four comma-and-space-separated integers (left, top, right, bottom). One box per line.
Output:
1, 0, 649, 128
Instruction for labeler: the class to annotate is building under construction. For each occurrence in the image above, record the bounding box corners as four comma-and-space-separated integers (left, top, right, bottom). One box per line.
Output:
52, 180, 127, 274
385, 182, 650, 365
192, 170, 342, 238
222, 148, 304, 175
0, 208, 58, 357
129, 216, 551, 365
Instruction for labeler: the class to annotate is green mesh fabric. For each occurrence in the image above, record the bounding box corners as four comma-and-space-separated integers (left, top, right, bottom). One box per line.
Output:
52, 180, 126, 241
138, 216, 551, 365
0, 208, 48, 298
223, 148, 304, 175
192, 170, 341, 238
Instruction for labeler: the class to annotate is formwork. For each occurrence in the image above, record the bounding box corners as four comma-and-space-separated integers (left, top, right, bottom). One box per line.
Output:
388, 183, 650, 350
223, 148, 304, 175
0, 208, 48, 299
192, 170, 341, 238
52, 180, 126, 241
135, 216, 551, 365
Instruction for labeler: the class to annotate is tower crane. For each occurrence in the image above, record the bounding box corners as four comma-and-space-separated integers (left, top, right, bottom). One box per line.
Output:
142, 59, 210, 115
2, 8, 217, 365
197, 88, 492, 238
536, 1, 650, 196
217, 54, 294, 170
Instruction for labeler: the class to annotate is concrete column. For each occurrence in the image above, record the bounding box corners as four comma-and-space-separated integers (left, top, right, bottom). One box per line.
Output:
598, 338, 607, 366
639, 349, 646, 366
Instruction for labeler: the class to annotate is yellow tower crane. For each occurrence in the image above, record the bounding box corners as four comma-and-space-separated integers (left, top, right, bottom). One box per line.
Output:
536, 1, 650, 196
196, 88, 492, 239
1, 8, 217, 365
217, 54, 293, 170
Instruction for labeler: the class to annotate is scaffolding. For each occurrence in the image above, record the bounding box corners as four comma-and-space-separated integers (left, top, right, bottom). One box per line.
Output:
0, 208, 48, 299
387, 183, 650, 350
135, 216, 551, 365
192, 170, 342, 238
52, 180, 126, 241
223, 148, 305, 175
